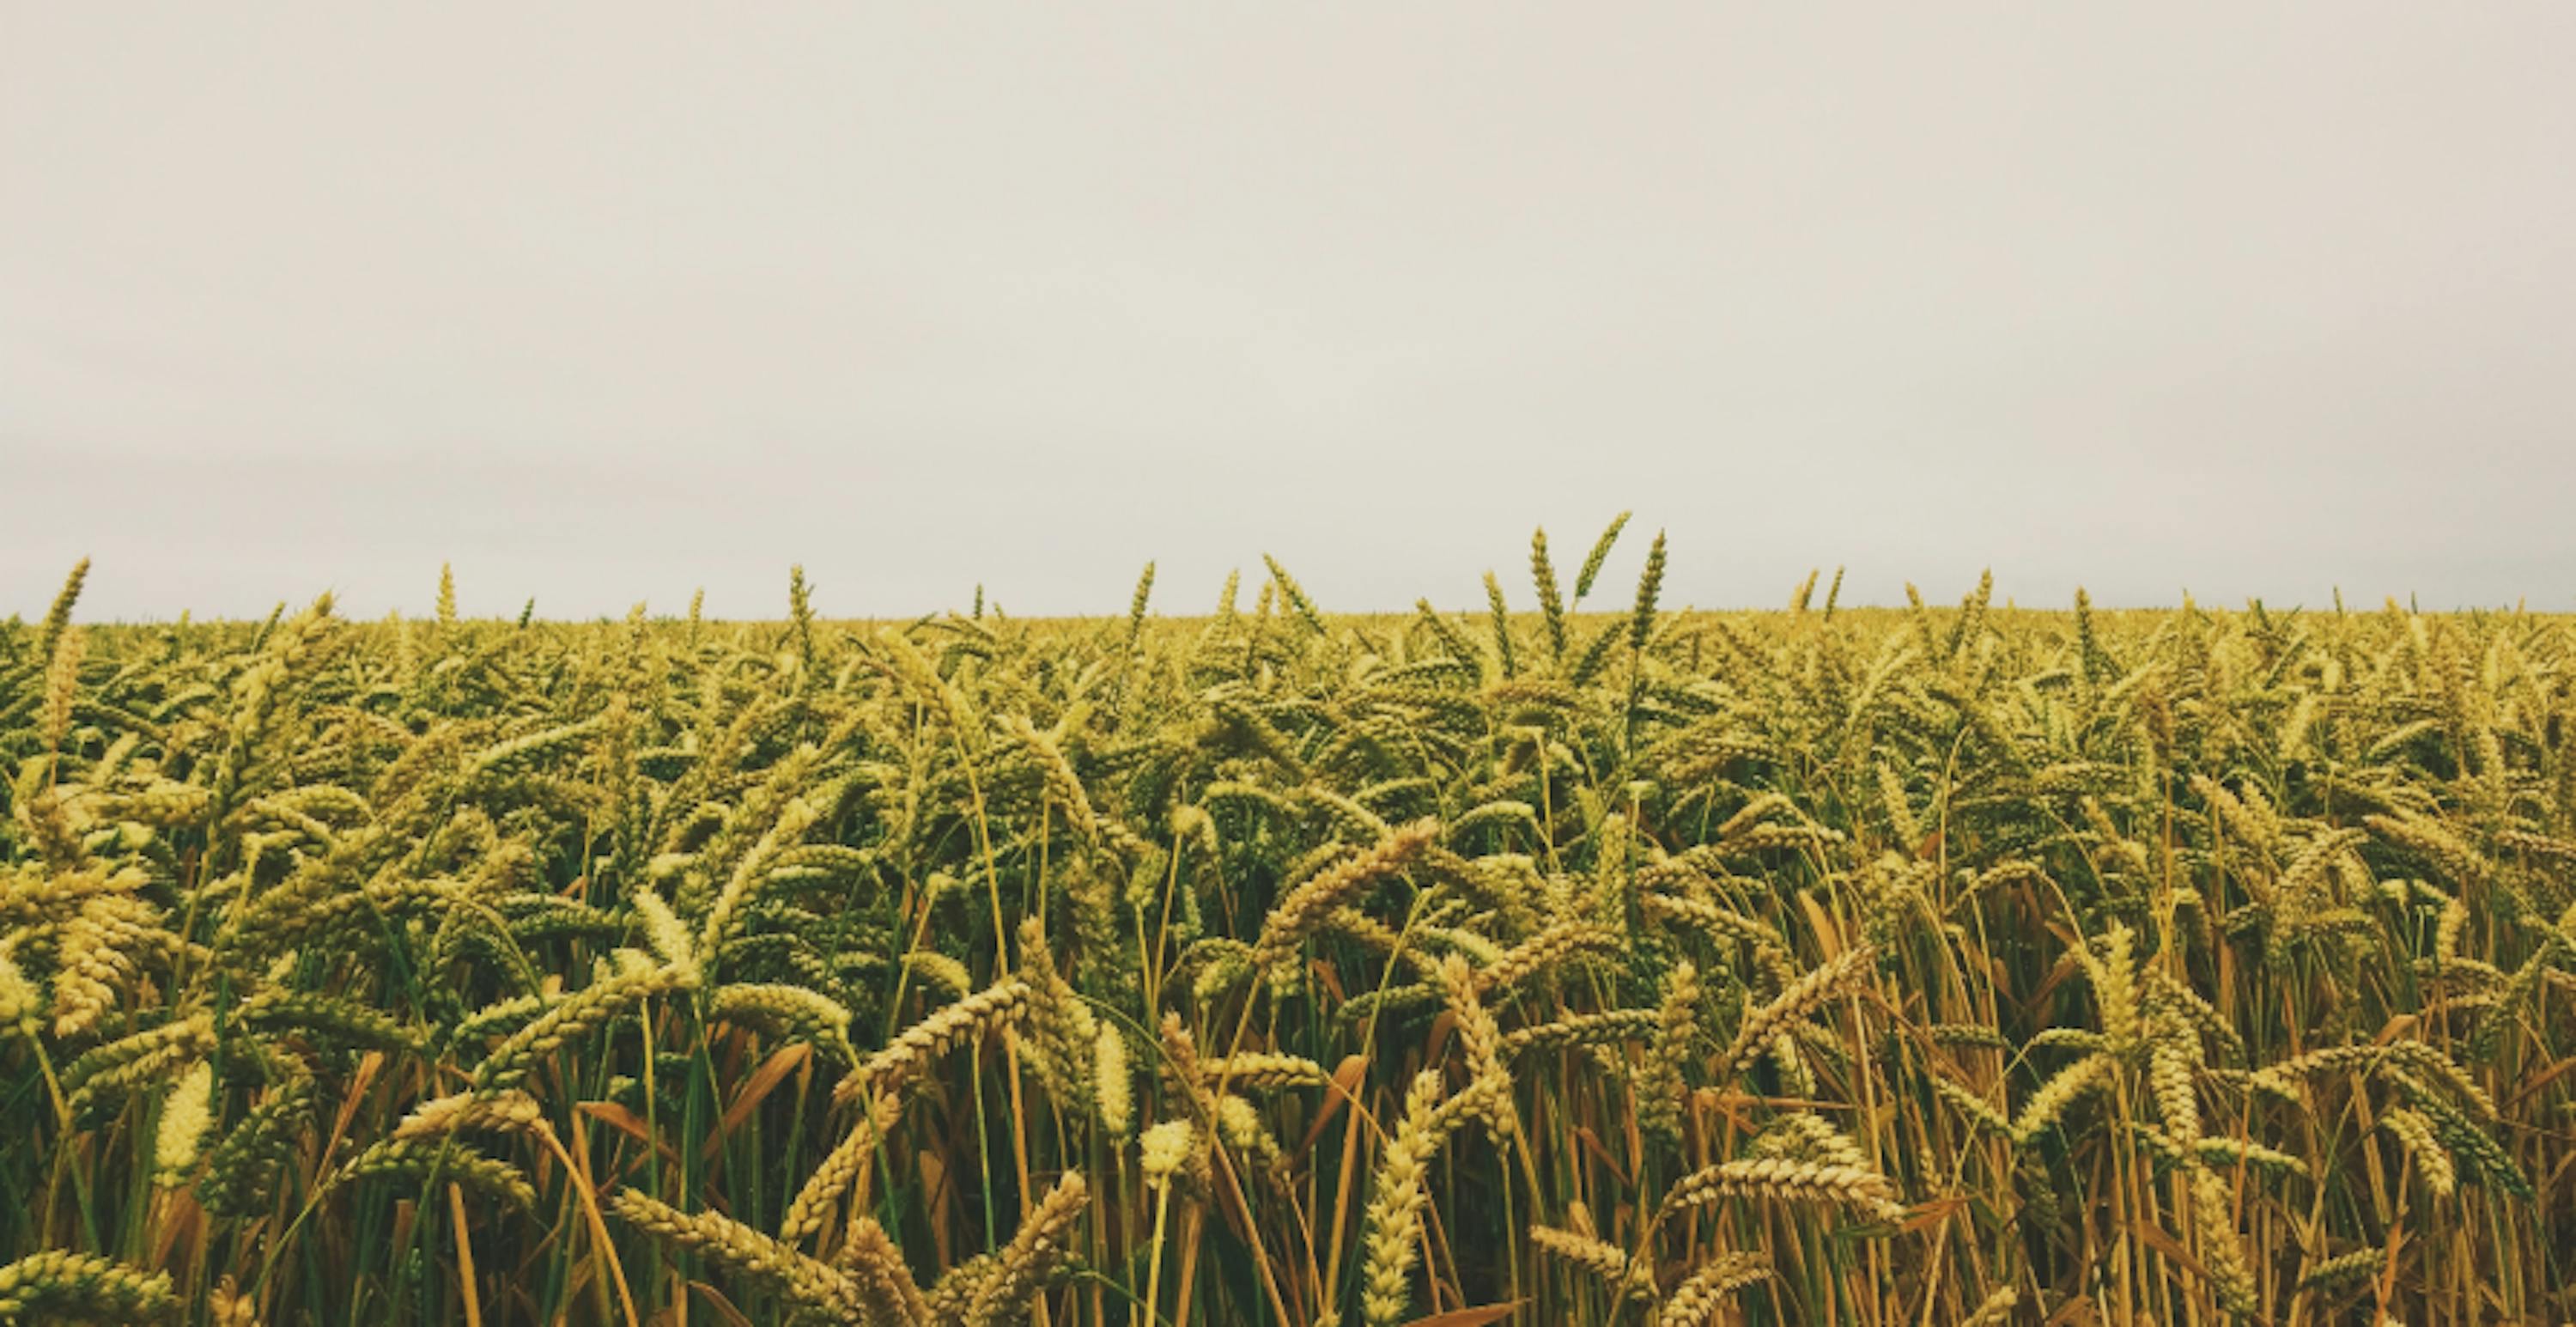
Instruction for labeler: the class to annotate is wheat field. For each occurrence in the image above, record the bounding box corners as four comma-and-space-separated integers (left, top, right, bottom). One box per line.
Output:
3, 526, 2570, 1325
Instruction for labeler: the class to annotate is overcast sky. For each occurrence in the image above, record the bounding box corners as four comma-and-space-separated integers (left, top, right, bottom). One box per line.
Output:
5, 4, 2572, 621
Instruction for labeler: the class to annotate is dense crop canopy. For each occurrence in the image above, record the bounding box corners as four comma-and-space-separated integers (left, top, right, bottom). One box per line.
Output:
2, 539, 2571, 1324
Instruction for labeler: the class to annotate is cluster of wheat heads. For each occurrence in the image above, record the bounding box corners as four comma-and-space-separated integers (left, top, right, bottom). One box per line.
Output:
0, 536, 2570, 1325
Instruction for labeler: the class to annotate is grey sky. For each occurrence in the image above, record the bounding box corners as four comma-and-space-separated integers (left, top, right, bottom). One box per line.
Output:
5, 4, 2572, 621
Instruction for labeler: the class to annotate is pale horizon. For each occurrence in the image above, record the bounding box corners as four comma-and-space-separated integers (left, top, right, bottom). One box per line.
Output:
7, 3, 2572, 620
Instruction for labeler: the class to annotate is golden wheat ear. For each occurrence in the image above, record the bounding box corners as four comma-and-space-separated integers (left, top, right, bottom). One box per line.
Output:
0, 1250, 178, 1323
835, 1215, 930, 1327
1528, 1223, 1630, 1285
1660, 1251, 1772, 1326
958, 1170, 1090, 1327
1658, 1157, 1906, 1225
608, 1188, 867, 1323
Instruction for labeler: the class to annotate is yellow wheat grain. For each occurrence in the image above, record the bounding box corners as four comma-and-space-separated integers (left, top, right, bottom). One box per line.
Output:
1473, 920, 1621, 994
1095, 1023, 1134, 1137
395, 1088, 546, 1141
1660, 1251, 1772, 1325
1528, 1224, 1627, 1283
1713, 945, 1876, 1086
1202, 1051, 1333, 1092
781, 1090, 906, 1247
835, 977, 1033, 1105
2380, 1107, 2457, 1197
1658, 1157, 1905, 1223
0, 1250, 177, 1322
152, 1060, 215, 1186
961, 1170, 1088, 1327
2188, 1170, 2260, 1314
1251, 819, 1438, 977
1359, 1070, 1446, 1327
2013, 1054, 2113, 1144
835, 1215, 930, 1326
1639, 960, 1700, 1146
610, 1188, 864, 1319
1140, 1118, 1195, 1191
